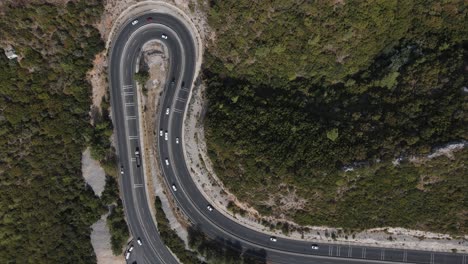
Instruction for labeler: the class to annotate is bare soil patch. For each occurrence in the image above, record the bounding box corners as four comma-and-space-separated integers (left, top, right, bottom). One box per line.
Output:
91, 213, 125, 264
81, 148, 106, 197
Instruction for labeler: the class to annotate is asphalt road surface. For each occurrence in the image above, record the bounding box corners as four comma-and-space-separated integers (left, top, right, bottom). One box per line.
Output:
109, 12, 468, 264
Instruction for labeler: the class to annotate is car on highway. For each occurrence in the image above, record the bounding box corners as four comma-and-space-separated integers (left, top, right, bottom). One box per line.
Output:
165, 158, 169, 166
311, 244, 319, 250
137, 238, 142, 246
135, 147, 141, 167
270, 236, 277, 242
120, 166, 124, 175
171, 77, 175, 85
176, 137, 179, 144
207, 204, 213, 212
125, 251, 131, 260
131, 20, 138, 25
166, 108, 170, 115
164, 132, 168, 141
172, 184, 177, 192
128, 245, 134, 252
161, 34, 168, 39
181, 81, 185, 87
159, 130, 163, 137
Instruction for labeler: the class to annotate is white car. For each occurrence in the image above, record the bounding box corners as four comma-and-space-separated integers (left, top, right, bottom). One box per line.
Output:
159, 130, 163, 137
207, 204, 213, 212
270, 236, 277, 242
135, 148, 140, 158
125, 252, 130, 260
120, 166, 124, 175
165, 158, 169, 166
311, 244, 319, 250
176, 137, 179, 144
128, 245, 134, 252
131, 20, 138, 25
161, 34, 168, 39
166, 108, 170, 115
172, 184, 177, 192
137, 238, 142, 246
164, 132, 168, 141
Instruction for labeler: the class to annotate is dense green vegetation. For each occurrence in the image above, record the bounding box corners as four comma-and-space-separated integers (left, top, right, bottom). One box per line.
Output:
291, 150, 467, 234
154, 197, 203, 264
204, 0, 467, 235
90, 100, 118, 177
207, 0, 466, 85
135, 69, 150, 96
101, 175, 129, 255
0, 1, 105, 263
134, 70, 150, 86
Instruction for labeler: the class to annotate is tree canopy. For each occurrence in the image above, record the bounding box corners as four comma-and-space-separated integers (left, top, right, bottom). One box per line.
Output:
0, 1, 105, 262
204, 0, 467, 235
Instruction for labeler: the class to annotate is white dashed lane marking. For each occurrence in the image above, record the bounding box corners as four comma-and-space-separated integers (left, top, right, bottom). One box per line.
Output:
122, 84, 133, 90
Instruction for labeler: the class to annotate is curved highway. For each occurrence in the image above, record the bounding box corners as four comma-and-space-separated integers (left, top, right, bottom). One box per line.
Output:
109, 12, 468, 264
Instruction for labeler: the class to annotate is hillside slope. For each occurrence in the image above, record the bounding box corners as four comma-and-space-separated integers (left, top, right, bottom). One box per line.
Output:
204, 0, 467, 235
0, 1, 104, 262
